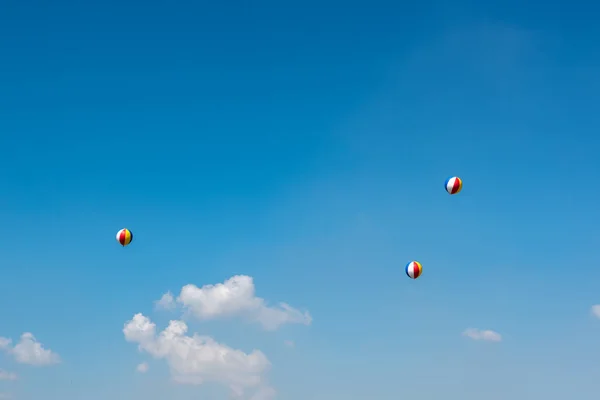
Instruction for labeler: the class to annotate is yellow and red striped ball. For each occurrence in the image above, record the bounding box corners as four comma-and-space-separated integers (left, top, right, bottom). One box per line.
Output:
405, 261, 422, 279
116, 228, 133, 247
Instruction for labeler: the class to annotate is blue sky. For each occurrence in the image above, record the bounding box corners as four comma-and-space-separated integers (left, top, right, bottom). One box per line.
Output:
1, 0, 600, 398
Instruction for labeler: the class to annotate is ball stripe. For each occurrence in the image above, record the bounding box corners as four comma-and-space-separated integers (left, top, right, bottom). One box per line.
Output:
413, 262, 421, 278
453, 177, 462, 194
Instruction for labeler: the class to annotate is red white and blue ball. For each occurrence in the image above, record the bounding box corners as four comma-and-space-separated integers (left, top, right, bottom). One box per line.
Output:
405, 261, 423, 279
444, 176, 463, 195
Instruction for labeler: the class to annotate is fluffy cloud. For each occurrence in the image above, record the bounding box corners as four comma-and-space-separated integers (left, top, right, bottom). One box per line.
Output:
462, 328, 502, 342
136, 362, 149, 373
0, 371, 17, 381
123, 313, 274, 399
591, 305, 600, 318
158, 275, 312, 330
0, 333, 60, 366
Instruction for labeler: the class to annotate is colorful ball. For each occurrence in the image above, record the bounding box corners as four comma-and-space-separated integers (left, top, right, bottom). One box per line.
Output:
444, 176, 463, 195
116, 228, 133, 247
405, 261, 422, 279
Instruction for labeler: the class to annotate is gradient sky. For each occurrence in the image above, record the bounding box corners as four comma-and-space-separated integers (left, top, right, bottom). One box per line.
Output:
1, 0, 600, 399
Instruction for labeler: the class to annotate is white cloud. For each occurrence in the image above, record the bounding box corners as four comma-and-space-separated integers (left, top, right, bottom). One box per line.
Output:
591, 305, 600, 318
0, 370, 17, 381
0, 333, 60, 366
170, 275, 311, 330
155, 292, 176, 310
123, 313, 274, 399
283, 340, 294, 348
136, 362, 149, 373
462, 328, 502, 342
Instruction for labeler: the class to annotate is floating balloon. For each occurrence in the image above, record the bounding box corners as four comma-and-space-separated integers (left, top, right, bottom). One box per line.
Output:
116, 228, 133, 247
444, 176, 462, 195
405, 261, 422, 279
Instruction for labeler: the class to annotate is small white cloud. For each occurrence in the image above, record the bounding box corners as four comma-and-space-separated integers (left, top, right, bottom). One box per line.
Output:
155, 292, 176, 311
283, 340, 294, 348
136, 362, 149, 373
462, 328, 502, 342
0, 333, 60, 366
123, 313, 273, 399
591, 305, 600, 318
176, 275, 312, 330
0, 370, 17, 381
